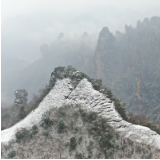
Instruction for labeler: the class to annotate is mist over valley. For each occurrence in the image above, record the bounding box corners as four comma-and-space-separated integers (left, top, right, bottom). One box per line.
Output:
1, 1, 160, 158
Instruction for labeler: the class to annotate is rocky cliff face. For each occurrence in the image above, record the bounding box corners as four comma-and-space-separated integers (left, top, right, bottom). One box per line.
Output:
1, 68, 160, 159
92, 16, 160, 121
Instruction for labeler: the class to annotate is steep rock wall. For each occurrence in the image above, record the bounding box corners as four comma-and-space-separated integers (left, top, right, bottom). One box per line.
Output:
92, 17, 160, 121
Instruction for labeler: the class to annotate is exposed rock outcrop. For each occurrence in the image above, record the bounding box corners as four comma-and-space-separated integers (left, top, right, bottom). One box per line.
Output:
14, 89, 28, 106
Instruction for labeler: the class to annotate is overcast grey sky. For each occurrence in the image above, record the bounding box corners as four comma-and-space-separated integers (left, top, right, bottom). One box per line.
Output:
2, 0, 160, 20
2, 0, 160, 62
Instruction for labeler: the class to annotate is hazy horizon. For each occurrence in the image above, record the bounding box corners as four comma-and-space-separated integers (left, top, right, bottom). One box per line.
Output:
2, 0, 160, 62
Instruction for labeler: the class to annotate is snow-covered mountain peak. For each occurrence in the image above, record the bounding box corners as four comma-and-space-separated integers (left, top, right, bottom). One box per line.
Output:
1, 66, 160, 158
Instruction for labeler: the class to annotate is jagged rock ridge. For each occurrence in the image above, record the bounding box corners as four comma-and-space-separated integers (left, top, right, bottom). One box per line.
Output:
92, 16, 160, 121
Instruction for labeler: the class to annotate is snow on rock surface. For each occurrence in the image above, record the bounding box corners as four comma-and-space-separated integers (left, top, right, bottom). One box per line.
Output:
66, 78, 160, 151
1, 78, 160, 152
